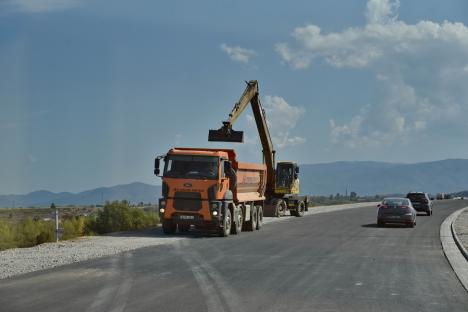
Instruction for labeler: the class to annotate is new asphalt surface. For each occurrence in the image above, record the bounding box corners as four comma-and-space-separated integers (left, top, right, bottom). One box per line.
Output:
1, 200, 467, 312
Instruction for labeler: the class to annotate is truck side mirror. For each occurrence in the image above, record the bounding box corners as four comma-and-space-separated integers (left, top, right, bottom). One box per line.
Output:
295, 166, 299, 174
154, 157, 161, 176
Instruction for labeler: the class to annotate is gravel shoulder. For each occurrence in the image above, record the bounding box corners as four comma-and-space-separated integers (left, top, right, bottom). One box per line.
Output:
0, 202, 377, 280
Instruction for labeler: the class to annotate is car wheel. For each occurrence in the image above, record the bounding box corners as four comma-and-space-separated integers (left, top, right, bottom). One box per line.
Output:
426, 210, 431, 216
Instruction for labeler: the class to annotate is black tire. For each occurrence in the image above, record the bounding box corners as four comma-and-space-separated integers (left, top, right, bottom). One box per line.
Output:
256, 206, 263, 230
231, 207, 242, 235
427, 210, 432, 216
162, 220, 176, 234
410, 221, 416, 228
377, 221, 384, 227
244, 205, 257, 231
178, 224, 190, 233
219, 209, 232, 237
270, 199, 285, 218
295, 201, 305, 217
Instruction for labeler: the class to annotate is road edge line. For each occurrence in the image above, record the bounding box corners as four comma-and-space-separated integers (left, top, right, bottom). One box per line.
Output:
440, 207, 468, 293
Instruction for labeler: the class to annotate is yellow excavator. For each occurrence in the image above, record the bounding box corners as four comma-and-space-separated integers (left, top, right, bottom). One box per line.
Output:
209, 80, 309, 217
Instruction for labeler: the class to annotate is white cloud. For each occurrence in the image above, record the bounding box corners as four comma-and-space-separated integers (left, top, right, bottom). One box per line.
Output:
244, 96, 306, 149
4, 0, 81, 13
220, 43, 255, 64
276, 0, 468, 147
366, 0, 400, 24
263, 96, 306, 149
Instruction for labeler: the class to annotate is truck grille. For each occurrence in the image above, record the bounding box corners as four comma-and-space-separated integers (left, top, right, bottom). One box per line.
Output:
173, 192, 202, 211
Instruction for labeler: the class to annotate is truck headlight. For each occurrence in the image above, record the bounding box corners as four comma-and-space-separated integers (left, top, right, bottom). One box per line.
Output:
159, 208, 165, 213
212, 211, 218, 216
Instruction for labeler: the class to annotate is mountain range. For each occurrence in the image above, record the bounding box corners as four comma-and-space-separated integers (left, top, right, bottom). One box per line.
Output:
2, 159, 468, 207
299, 159, 468, 196
0, 182, 161, 208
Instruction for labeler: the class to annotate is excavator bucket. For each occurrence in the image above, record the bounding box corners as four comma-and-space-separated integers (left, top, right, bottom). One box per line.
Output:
208, 126, 244, 143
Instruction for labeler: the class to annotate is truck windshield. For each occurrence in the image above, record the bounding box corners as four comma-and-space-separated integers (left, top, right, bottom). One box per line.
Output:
163, 155, 219, 179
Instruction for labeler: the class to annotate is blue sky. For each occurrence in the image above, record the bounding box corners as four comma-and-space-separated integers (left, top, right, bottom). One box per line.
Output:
1, 0, 468, 194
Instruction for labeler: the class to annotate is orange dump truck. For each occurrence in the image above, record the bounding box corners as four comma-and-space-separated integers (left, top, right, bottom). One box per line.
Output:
154, 147, 267, 236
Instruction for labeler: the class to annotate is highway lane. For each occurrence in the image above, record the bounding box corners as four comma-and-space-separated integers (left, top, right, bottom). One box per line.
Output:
1, 200, 468, 312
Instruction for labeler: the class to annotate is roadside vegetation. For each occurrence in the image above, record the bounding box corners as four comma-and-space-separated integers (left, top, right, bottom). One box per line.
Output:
0, 200, 159, 251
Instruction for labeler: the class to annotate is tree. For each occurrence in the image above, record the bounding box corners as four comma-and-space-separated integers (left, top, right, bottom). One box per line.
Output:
50, 203, 56, 209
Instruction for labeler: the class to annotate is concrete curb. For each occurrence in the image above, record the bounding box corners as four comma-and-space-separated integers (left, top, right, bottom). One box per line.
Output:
440, 207, 468, 293
452, 208, 468, 261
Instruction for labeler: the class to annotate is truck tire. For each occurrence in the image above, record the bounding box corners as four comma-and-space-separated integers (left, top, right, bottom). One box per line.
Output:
231, 207, 242, 235
256, 205, 263, 230
277, 199, 286, 217
244, 205, 257, 231
265, 199, 282, 217
219, 209, 232, 237
295, 201, 305, 217
162, 220, 176, 235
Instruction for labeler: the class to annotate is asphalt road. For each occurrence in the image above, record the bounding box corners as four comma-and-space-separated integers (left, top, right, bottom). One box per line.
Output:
1, 201, 468, 312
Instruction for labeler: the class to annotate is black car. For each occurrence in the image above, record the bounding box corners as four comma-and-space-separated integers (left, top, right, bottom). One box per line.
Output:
377, 198, 417, 227
406, 192, 433, 216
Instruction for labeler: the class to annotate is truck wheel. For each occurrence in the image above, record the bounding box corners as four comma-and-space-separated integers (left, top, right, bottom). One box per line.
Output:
256, 206, 263, 230
231, 208, 242, 235
244, 205, 257, 231
162, 220, 176, 235
268, 199, 284, 218
295, 201, 305, 217
219, 209, 232, 237
277, 200, 286, 217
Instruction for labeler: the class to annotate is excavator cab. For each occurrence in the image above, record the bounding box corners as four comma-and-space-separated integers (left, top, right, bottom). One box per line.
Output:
275, 162, 300, 195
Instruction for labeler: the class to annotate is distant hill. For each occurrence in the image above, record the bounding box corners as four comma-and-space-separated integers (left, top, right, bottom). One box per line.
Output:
0, 182, 161, 208
300, 159, 468, 196
3, 159, 468, 207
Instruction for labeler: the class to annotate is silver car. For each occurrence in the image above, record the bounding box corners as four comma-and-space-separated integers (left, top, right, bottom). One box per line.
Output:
377, 198, 417, 228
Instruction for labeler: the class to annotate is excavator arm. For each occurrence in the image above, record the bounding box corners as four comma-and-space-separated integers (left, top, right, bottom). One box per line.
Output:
208, 80, 276, 194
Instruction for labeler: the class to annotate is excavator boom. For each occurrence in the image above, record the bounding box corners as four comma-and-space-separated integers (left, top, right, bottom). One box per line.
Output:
208, 80, 276, 195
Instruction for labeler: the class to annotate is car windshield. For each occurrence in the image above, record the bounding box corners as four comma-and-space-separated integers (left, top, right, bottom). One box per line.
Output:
407, 194, 427, 201
383, 198, 409, 206
163, 155, 219, 179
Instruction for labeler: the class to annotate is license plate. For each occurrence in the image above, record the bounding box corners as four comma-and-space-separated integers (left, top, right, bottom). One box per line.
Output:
179, 215, 194, 220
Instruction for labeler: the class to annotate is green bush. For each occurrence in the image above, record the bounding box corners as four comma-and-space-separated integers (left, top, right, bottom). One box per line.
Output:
88, 200, 159, 234
0, 200, 159, 251
0, 218, 55, 250
0, 221, 17, 250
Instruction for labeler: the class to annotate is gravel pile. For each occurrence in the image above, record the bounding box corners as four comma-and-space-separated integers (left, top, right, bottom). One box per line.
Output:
0, 202, 377, 280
